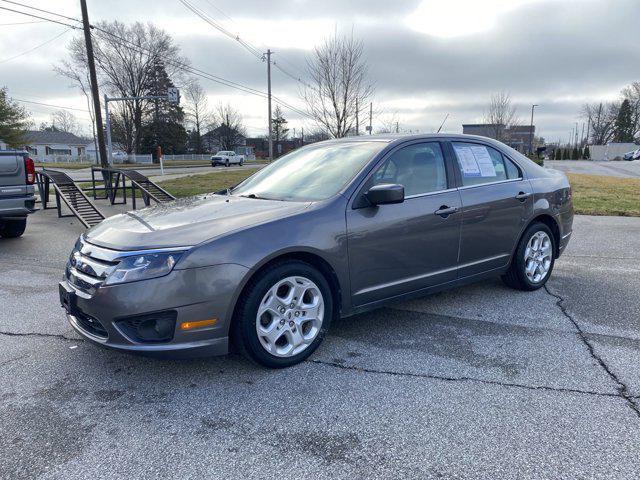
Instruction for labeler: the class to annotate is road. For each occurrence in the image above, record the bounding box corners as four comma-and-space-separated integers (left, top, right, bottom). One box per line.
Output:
1, 211, 639, 479
546, 159, 640, 178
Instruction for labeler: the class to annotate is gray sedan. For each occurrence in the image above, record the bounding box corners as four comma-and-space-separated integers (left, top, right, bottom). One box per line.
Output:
60, 134, 573, 368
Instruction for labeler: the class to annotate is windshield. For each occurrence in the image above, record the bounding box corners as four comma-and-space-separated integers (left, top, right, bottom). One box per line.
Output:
232, 141, 386, 201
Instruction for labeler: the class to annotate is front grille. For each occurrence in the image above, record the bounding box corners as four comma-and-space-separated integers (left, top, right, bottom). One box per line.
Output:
66, 236, 119, 290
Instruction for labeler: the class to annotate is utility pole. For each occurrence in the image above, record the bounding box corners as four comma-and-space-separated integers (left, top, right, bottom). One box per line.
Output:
265, 49, 273, 161
575, 121, 579, 148
80, 0, 108, 168
368, 102, 372, 135
529, 104, 538, 155
586, 117, 591, 146
580, 122, 585, 146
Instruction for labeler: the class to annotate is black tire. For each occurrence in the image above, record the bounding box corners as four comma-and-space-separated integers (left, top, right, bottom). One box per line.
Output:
232, 260, 334, 368
225, 160, 230, 167
211, 162, 216, 168
0, 218, 27, 238
239, 160, 243, 166
502, 222, 555, 291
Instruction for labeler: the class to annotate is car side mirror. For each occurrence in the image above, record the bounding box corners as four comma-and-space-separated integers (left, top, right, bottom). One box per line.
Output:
366, 184, 405, 206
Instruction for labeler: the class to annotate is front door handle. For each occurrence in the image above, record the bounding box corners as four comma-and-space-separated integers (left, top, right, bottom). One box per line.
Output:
435, 205, 458, 218
515, 192, 531, 201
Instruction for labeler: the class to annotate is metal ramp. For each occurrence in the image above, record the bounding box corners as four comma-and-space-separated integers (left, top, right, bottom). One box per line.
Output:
91, 167, 175, 209
36, 169, 105, 228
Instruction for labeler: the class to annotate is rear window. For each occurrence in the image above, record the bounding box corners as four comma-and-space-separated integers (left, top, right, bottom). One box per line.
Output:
452, 142, 521, 186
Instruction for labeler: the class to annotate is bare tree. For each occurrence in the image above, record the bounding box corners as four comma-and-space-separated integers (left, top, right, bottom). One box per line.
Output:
581, 102, 618, 145
207, 103, 246, 151
59, 21, 187, 153
303, 33, 373, 138
377, 111, 402, 134
49, 110, 80, 135
483, 92, 521, 142
184, 80, 211, 153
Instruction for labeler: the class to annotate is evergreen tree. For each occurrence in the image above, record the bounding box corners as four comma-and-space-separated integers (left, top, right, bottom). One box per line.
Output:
0, 87, 30, 147
272, 106, 289, 142
583, 145, 590, 159
614, 99, 635, 143
554, 148, 561, 160
138, 63, 188, 156
572, 147, 579, 159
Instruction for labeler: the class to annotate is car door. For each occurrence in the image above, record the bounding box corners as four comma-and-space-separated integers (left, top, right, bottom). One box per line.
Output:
346, 141, 462, 306
448, 141, 533, 278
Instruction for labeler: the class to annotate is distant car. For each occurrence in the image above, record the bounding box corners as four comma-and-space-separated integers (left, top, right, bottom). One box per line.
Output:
0, 150, 37, 238
211, 151, 244, 167
623, 148, 640, 161
111, 151, 128, 162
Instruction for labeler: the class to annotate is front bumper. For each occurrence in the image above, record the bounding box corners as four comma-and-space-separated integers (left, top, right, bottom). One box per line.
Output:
60, 263, 249, 359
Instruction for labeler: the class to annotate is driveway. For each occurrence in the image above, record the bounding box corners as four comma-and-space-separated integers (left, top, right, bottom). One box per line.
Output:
1, 211, 639, 479
546, 159, 640, 178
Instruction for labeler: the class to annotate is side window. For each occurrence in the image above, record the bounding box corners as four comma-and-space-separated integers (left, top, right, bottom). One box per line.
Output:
371, 142, 447, 197
452, 142, 521, 186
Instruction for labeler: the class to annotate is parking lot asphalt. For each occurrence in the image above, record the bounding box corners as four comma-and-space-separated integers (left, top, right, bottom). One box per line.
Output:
546, 159, 640, 178
1, 209, 639, 479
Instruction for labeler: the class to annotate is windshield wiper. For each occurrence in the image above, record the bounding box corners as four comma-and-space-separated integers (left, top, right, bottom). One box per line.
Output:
239, 193, 284, 201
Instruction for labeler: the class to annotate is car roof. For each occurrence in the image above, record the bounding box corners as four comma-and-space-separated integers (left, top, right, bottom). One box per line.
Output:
314, 133, 510, 148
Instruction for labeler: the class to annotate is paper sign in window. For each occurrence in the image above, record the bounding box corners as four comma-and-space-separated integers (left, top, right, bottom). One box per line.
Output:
470, 146, 497, 177
454, 146, 481, 176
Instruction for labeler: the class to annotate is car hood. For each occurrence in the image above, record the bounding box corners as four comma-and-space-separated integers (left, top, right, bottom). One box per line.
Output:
85, 194, 311, 250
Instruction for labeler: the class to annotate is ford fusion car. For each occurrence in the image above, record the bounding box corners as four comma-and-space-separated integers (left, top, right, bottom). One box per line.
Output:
60, 134, 573, 368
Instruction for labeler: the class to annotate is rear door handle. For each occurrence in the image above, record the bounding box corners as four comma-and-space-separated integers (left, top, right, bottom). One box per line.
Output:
515, 192, 531, 201
435, 205, 458, 218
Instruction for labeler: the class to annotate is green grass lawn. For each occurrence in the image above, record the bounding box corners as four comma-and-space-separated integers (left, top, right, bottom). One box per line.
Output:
158, 170, 256, 197
36, 163, 92, 170
567, 173, 640, 217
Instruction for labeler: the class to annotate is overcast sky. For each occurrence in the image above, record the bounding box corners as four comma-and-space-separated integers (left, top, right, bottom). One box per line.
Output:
1, 0, 639, 143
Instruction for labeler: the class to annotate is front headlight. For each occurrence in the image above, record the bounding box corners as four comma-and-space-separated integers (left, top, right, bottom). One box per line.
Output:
104, 252, 183, 286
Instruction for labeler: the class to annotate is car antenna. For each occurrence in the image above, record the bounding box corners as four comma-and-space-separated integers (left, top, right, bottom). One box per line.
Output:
436, 113, 449, 133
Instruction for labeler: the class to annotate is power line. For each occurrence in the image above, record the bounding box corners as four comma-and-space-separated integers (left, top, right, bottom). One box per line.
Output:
13, 97, 90, 113
177, 0, 262, 59
0, 0, 81, 24
0, 19, 48, 25
0, 5, 79, 29
0, 1, 313, 121
0, 28, 71, 64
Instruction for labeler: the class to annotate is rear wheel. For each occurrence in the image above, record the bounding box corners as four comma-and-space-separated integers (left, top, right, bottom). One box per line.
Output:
225, 160, 230, 167
502, 222, 555, 291
239, 160, 243, 166
232, 260, 333, 368
0, 218, 27, 238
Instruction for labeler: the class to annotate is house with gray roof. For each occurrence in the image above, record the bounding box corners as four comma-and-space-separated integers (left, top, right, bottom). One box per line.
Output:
19, 130, 91, 160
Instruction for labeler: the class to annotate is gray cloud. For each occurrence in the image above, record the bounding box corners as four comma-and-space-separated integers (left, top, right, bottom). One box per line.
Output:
1, 0, 638, 142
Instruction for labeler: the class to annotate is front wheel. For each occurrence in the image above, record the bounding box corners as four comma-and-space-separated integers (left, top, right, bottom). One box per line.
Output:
502, 222, 555, 291
232, 260, 333, 368
0, 218, 27, 238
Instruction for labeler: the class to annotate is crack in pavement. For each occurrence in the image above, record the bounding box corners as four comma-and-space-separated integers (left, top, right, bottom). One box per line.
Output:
544, 285, 640, 419
308, 359, 619, 399
0, 330, 80, 342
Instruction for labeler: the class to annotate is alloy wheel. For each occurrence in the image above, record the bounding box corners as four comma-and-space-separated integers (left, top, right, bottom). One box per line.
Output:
255, 276, 324, 357
524, 231, 553, 283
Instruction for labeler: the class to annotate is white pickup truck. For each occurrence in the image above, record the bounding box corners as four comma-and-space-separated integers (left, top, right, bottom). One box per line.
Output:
211, 150, 244, 167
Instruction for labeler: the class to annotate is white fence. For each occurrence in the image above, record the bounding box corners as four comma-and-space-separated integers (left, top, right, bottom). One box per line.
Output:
33, 153, 153, 164
589, 143, 638, 161
163, 153, 257, 161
